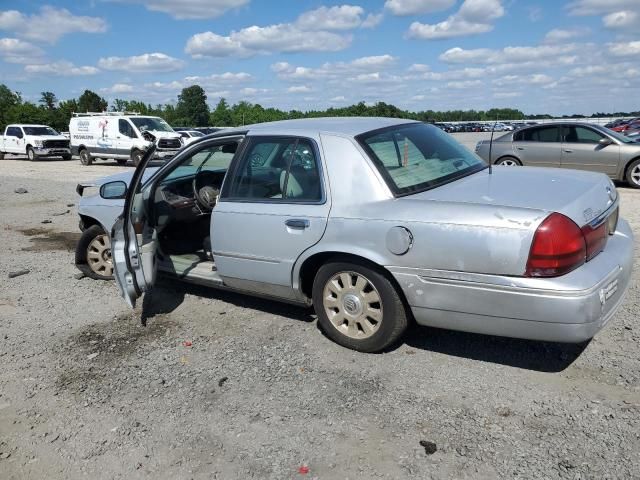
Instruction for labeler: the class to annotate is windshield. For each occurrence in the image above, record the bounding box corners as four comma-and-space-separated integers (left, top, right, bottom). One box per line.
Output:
130, 117, 174, 133
189, 131, 205, 137
594, 124, 637, 144
357, 123, 487, 196
23, 126, 59, 136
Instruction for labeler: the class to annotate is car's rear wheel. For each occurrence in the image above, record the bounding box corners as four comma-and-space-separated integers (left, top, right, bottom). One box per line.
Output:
79, 149, 93, 166
625, 159, 640, 189
75, 225, 113, 280
495, 156, 521, 166
312, 261, 408, 352
27, 147, 37, 161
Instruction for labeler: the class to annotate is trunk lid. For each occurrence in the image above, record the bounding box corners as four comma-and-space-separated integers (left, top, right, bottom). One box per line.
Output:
408, 166, 617, 227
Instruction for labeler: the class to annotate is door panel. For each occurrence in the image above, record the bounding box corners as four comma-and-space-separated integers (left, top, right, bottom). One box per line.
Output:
512, 126, 561, 167
212, 136, 330, 299
561, 126, 620, 176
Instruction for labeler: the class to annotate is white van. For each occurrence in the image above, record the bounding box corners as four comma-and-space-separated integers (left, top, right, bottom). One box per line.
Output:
69, 113, 183, 166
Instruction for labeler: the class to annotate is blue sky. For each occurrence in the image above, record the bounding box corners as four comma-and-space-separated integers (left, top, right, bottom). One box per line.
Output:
0, 0, 638, 114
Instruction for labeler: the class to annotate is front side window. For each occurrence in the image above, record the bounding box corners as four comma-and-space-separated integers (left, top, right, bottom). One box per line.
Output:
119, 120, 137, 138
563, 126, 604, 144
357, 123, 486, 196
226, 137, 322, 202
515, 126, 559, 142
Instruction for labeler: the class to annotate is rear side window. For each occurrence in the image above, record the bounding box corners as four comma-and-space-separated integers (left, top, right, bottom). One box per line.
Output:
514, 126, 559, 142
225, 137, 322, 202
6, 126, 22, 138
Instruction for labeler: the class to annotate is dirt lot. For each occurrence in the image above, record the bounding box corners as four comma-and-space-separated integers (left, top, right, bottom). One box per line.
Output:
1, 141, 639, 479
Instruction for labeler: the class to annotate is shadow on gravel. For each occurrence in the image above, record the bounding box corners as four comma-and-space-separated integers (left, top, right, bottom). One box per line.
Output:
405, 325, 589, 372
16, 227, 80, 252
140, 277, 315, 326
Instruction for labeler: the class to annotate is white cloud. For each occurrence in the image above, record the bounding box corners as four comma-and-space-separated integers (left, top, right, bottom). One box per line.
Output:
608, 41, 640, 57
296, 5, 366, 31
287, 85, 312, 93
440, 44, 579, 65
446, 80, 482, 89
25, 61, 99, 76
0, 37, 44, 64
384, 0, 455, 16
408, 0, 504, 40
119, 0, 249, 20
330, 96, 347, 102
603, 10, 640, 30
272, 55, 396, 81
98, 53, 184, 73
567, 0, 637, 16
100, 83, 135, 94
493, 92, 522, 99
361, 13, 384, 28
543, 27, 590, 43
186, 25, 351, 57
0, 6, 107, 44
492, 74, 554, 86
184, 5, 383, 57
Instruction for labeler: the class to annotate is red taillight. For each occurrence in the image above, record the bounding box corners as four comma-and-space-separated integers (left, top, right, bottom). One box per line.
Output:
582, 222, 607, 261
526, 213, 586, 277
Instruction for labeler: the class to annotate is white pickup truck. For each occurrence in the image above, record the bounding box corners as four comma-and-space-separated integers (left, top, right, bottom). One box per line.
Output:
0, 124, 72, 161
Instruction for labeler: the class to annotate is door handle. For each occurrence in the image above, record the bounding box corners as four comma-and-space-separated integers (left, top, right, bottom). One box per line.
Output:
285, 219, 309, 230
564, 149, 573, 153
516, 147, 525, 150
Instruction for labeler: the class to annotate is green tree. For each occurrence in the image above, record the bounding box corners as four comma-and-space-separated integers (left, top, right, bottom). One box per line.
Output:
39, 91, 58, 110
175, 85, 209, 126
210, 98, 232, 126
0, 84, 21, 129
77, 89, 107, 113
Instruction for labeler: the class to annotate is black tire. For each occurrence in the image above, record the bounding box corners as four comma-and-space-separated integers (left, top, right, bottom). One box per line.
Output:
75, 225, 113, 280
495, 156, 521, 166
116, 158, 128, 165
0, 152, 4, 160
27, 146, 37, 161
62, 154, 72, 160
312, 260, 408, 352
79, 149, 93, 166
131, 149, 143, 166
625, 158, 640, 189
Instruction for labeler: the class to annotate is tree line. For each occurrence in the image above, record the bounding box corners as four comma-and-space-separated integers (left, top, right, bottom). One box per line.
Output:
1, 83, 638, 133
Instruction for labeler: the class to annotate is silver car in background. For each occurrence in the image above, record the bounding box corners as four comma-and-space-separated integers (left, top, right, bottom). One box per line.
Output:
84, 117, 633, 353
475, 122, 640, 188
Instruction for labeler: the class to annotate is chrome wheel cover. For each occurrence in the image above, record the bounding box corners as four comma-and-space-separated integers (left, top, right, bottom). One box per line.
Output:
499, 158, 518, 166
631, 165, 640, 186
322, 271, 383, 339
87, 234, 113, 277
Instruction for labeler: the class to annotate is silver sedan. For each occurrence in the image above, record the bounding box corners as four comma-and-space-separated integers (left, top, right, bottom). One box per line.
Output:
475, 122, 640, 188
78, 118, 633, 352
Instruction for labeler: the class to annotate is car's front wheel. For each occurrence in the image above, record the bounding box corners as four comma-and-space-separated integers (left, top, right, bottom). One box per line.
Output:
495, 156, 521, 166
79, 149, 93, 166
312, 260, 408, 352
75, 225, 113, 280
27, 147, 37, 161
625, 158, 640, 189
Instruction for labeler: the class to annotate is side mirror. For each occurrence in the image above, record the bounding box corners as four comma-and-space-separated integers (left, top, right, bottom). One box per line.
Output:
599, 137, 613, 146
100, 181, 127, 200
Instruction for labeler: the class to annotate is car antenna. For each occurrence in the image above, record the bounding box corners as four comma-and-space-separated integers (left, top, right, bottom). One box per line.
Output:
488, 117, 498, 175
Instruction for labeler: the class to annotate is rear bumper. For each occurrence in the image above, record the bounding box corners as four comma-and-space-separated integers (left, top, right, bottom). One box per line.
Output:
389, 219, 634, 343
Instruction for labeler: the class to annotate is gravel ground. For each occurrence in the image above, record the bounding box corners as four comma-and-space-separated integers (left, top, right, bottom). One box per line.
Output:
1, 137, 639, 479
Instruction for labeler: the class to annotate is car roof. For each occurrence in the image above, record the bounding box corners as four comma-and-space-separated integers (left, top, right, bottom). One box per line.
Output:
219, 117, 419, 138
9, 124, 50, 127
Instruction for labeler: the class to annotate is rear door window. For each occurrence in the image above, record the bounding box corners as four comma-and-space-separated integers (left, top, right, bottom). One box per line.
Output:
514, 126, 559, 142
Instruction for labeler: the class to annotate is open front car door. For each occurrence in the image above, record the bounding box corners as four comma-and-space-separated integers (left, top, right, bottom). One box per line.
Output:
111, 147, 159, 308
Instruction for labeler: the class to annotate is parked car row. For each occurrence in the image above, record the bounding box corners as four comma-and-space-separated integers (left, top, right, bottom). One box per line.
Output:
475, 122, 640, 188
434, 121, 535, 133
605, 117, 640, 133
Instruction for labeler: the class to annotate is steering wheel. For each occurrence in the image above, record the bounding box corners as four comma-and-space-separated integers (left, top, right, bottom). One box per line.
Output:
193, 170, 220, 211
